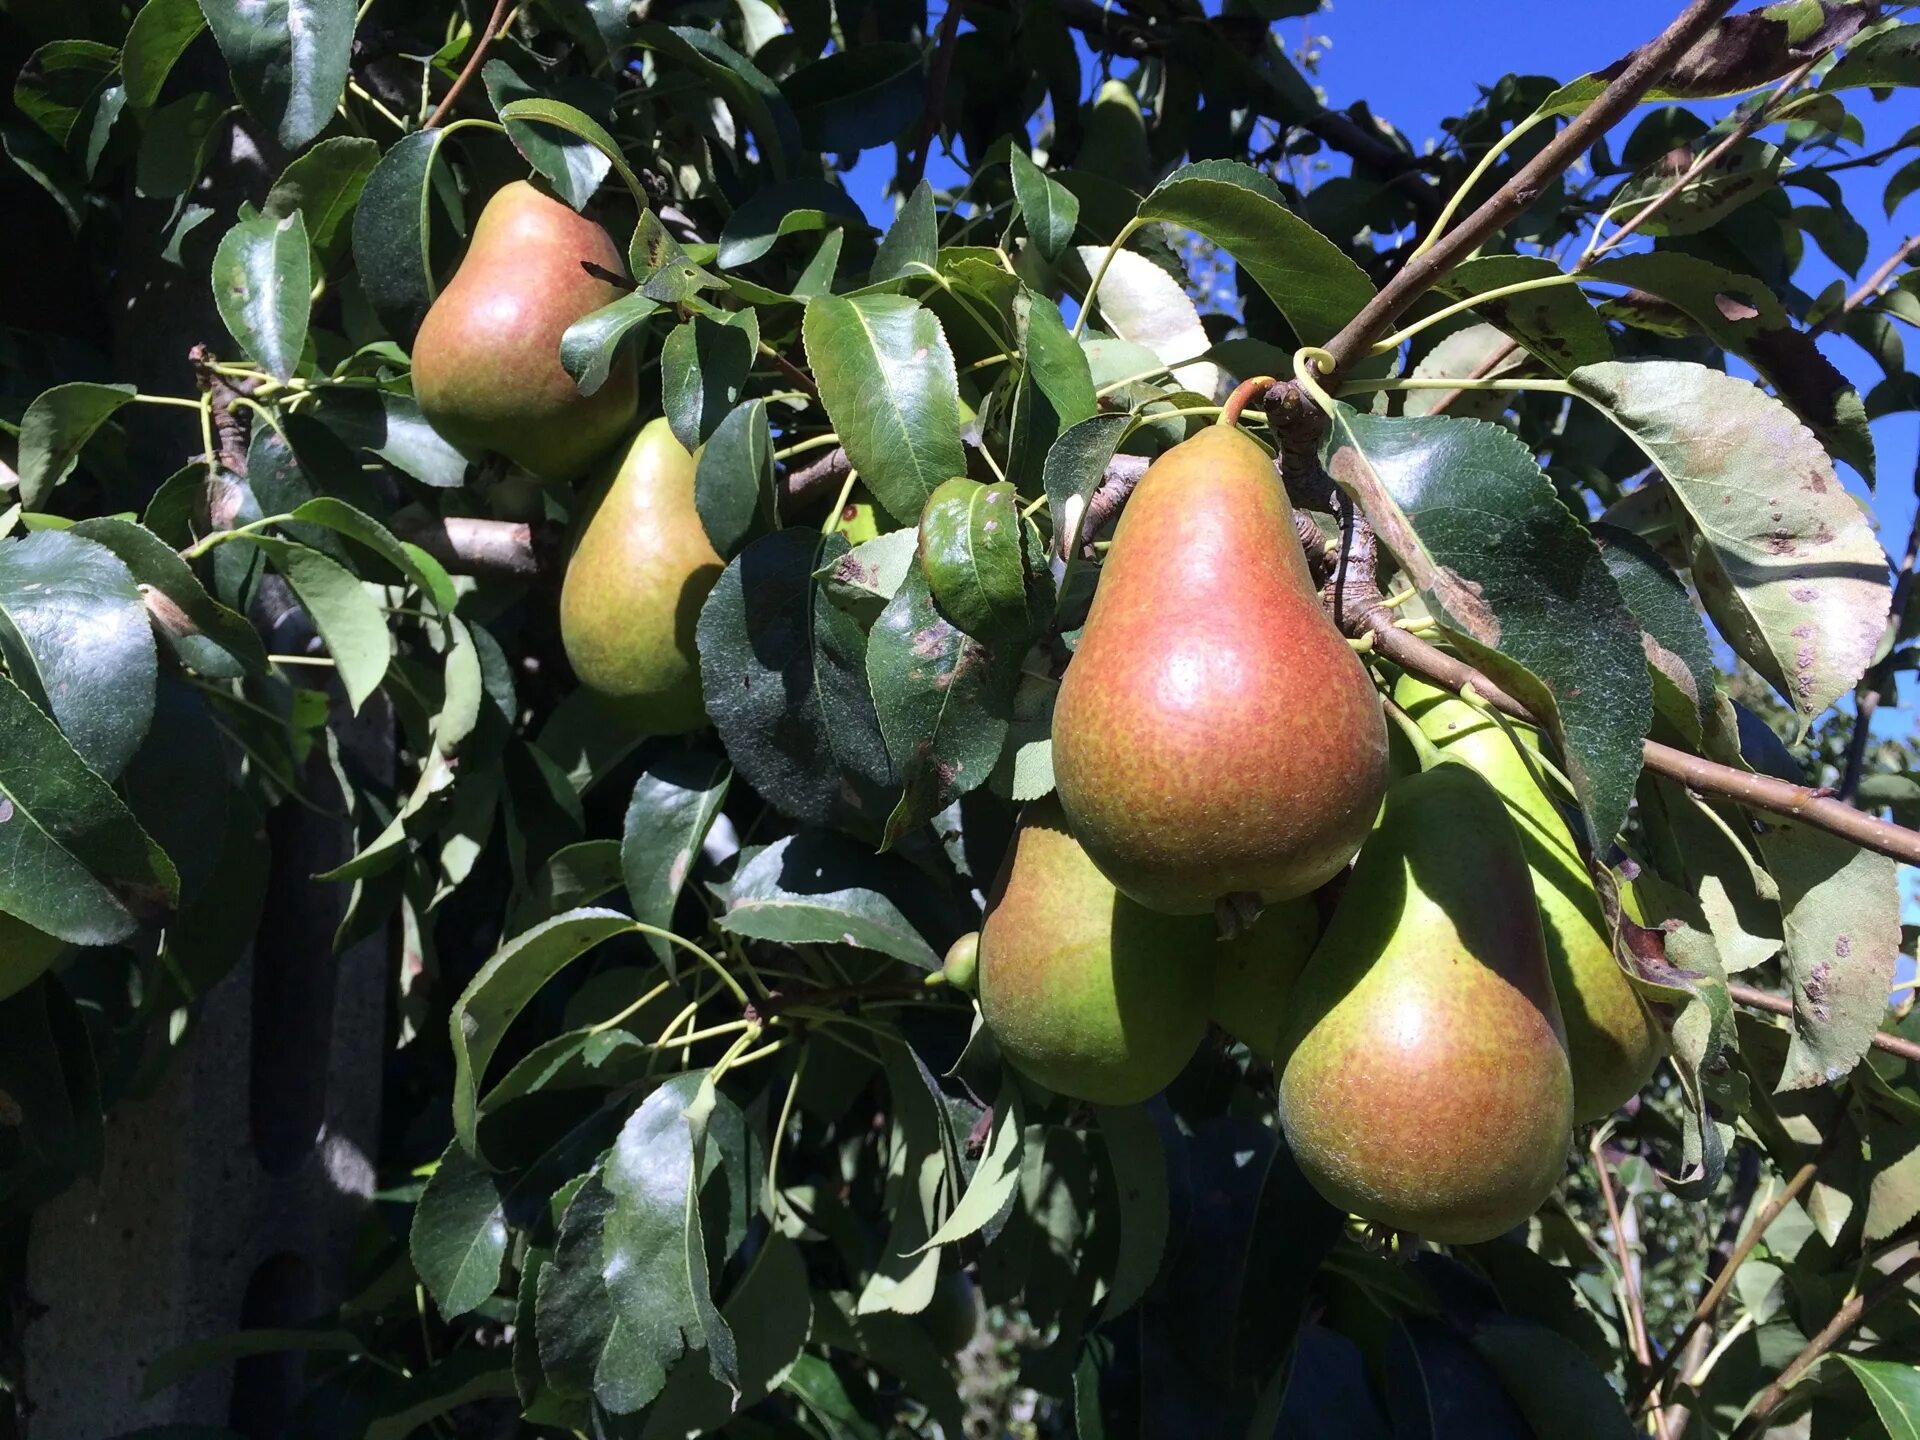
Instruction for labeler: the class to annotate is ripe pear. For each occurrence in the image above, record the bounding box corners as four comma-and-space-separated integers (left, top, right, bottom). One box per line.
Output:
0, 914, 64, 1002
411, 181, 637, 483
1279, 763, 1574, 1243
1395, 675, 1663, 1122
978, 795, 1211, 1106
1051, 424, 1389, 915
560, 418, 722, 732
1209, 898, 1319, 1063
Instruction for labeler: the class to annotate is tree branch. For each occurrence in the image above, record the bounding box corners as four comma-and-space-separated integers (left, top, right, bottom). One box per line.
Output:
424, 0, 511, 130
1317, 0, 1737, 379
900, 0, 966, 195
1725, 982, 1920, 1066
389, 509, 556, 580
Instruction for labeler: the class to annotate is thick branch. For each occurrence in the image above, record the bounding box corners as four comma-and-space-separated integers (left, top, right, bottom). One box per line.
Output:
389, 509, 555, 580
1318, 0, 1737, 378
779, 446, 853, 514
900, 0, 965, 194
1726, 983, 1920, 1066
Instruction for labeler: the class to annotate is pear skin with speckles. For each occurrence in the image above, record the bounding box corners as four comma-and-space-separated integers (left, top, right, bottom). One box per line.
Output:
978, 796, 1211, 1106
1209, 896, 1320, 1063
1051, 424, 1389, 915
1395, 675, 1663, 1122
412, 181, 638, 482
1278, 763, 1574, 1244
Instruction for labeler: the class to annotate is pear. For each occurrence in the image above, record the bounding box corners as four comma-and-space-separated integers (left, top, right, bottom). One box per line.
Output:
1279, 763, 1574, 1243
978, 796, 1211, 1106
1395, 676, 1663, 1121
1209, 897, 1319, 1063
941, 931, 980, 993
411, 181, 638, 483
560, 418, 722, 732
1051, 424, 1389, 915
0, 914, 64, 1002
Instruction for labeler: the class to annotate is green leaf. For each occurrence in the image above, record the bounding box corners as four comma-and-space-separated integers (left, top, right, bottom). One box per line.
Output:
0, 530, 158, 781
1840, 1355, 1920, 1439
803, 293, 967, 525
124, 0, 209, 111
621, 751, 730, 968
1822, 22, 1920, 93
560, 292, 661, 398
871, 179, 938, 285
867, 566, 1018, 848
1095, 1103, 1169, 1320
141, 1327, 365, 1399
351, 128, 455, 322
243, 537, 390, 712
857, 1039, 953, 1316
716, 831, 939, 969
716, 179, 869, 269
135, 91, 226, 203
1136, 159, 1378, 361
696, 529, 893, 830
506, 839, 624, 934
1588, 252, 1874, 481
211, 209, 311, 383
449, 907, 637, 1156
1470, 1322, 1633, 1440
918, 1080, 1023, 1250
1323, 405, 1651, 846
1567, 360, 1891, 723
69, 517, 266, 679
310, 387, 470, 488
1753, 815, 1900, 1089
629, 209, 724, 303
1430, 255, 1611, 374
284, 498, 457, 612
0, 671, 177, 944
780, 42, 924, 153
815, 527, 919, 618
16, 382, 135, 510
1596, 526, 1718, 749
917, 478, 1050, 643
411, 1142, 511, 1319
634, 23, 801, 180
496, 95, 642, 208
263, 135, 379, 271
484, 61, 612, 210
1073, 245, 1219, 398
195, 0, 353, 149
0, 982, 102, 1220
15, 41, 116, 149
694, 399, 773, 559
662, 312, 757, 452
1017, 287, 1098, 428
1607, 139, 1784, 237
1011, 147, 1080, 262
363, 1354, 519, 1440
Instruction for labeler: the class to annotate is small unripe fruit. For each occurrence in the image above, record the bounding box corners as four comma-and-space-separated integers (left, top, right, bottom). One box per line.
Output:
942, 931, 980, 993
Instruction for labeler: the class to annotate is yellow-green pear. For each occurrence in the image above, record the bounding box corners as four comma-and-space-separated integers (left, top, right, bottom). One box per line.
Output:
1279, 763, 1574, 1243
978, 796, 1212, 1105
1208, 898, 1319, 1062
559, 418, 722, 733
942, 931, 980, 993
0, 914, 65, 1002
1395, 675, 1663, 1121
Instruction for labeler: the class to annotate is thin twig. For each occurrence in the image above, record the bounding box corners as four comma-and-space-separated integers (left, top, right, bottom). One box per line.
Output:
1726, 983, 1920, 1066
1813, 233, 1920, 338
424, 0, 511, 130
900, 0, 966, 195
1594, 1132, 1664, 1435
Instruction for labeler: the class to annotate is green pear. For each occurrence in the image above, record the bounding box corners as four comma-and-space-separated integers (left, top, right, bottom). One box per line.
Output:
0, 914, 64, 1002
978, 796, 1211, 1105
919, 1269, 980, 1355
1051, 424, 1390, 914
559, 418, 722, 733
1395, 675, 1663, 1122
1209, 898, 1320, 1063
412, 181, 638, 483
941, 931, 980, 993
1279, 763, 1574, 1243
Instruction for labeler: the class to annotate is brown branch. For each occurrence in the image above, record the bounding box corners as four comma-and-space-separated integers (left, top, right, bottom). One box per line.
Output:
1074, 454, 1150, 557
424, 0, 511, 130
1731, 1253, 1920, 1439
778, 446, 853, 514
1594, 1132, 1663, 1423
1726, 983, 1920, 1066
901, 0, 966, 195
389, 509, 556, 580
189, 345, 251, 475
1317, 0, 1737, 379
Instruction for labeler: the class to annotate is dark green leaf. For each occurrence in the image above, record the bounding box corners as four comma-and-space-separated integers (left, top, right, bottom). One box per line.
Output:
1595, 525, 1718, 748
69, 517, 265, 679
14, 41, 116, 148
716, 830, 939, 968
560, 292, 661, 397
716, 179, 869, 269
1840, 1355, 1920, 1440
781, 42, 924, 153
124, 0, 209, 111
694, 399, 773, 558
621, 751, 730, 967
1011, 147, 1080, 262
1431, 255, 1611, 374
1608, 139, 1784, 237
135, 91, 226, 202
1017, 287, 1098, 429
871, 180, 938, 284
485, 61, 612, 210
241, 537, 390, 711
195, 0, 353, 149
0, 981, 101, 1220
1323, 404, 1651, 846
16, 383, 136, 510
803, 293, 967, 525
916, 478, 1049, 644
1822, 22, 1920, 93
211, 210, 311, 382
634, 23, 801, 180
662, 312, 757, 452
1095, 1104, 1168, 1321
141, 1327, 365, 1399
411, 1143, 511, 1319
1470, 1322, 1633, 1440
351, 128, 454, 323
263, 136, 379, 271
363, 1353, 518, 1440
311, 386, 470, 487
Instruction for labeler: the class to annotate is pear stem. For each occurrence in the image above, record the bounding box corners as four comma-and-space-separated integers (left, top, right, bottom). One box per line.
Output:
820, 466, 861, 535
1218, 375, 1279, 429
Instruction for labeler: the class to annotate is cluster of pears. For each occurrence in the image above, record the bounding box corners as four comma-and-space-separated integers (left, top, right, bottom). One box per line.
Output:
974, 423, 1661, 1243
409, 180, 722, 733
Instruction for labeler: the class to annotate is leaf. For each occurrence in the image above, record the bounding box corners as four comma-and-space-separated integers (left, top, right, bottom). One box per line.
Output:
0, 530, 158, 781
124, 0, 209, 111
16, 382, 135, 510
696, 529, 893, 831
662, 312, 757, 452
559, 292, 661, 398
211, 209, 311, 383
803, 293, 967, 525
716, 831, 940, 969
917, 478, 1050, 643
1840, 1355, 1920, 1439
634, 23, 801, 180
69, 517, 266, 679
15, 41, 116, 148
857, 1039, 952, 1316
867, 566, 1018, 848
194, 0, 353, 150
1596, 526, 1718, 748
1095, 1103, 1168, 1321
1017, 287, 1098, 428
1135, 159, 1378, 363
1588, 252, 1873, 481
1608, 139, 1784, 237
815, 528, 919, 615
496, 96, 643, 208
1753, 815, 1900, 1089
1567, 360, 1891, 722
287, 498, 457, 613
0, 982, 101, 1220
715, 179, 870, 269
363, 1353, 519, 1440
1074, 246, 1219, 399
242, 537, 389, 712
919, 1081, 1023, 1251
621, 751, 730, 967
311, 387, 470, 488
351, 128, 455, 323
449, 908, 636, 1156
141, 1327, 365, 1399
1822, 21, 1920, 93
871, 180, 938, 285
1011, 147, 1080, 262
411, 1143, 511, 1319
780, 42, 924, 153
484, 61, 612, 211
0, 671, 177, 944
1323, 405, 1651, 847
694, 399, 773, 558
1431, 255, 1611, 374
263, 135, 380, 271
